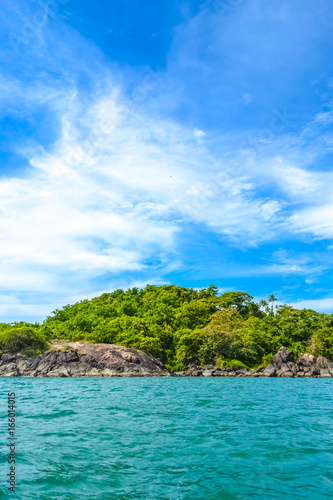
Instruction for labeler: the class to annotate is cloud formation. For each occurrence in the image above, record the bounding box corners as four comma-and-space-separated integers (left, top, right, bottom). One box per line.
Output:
1, 0, 333, 319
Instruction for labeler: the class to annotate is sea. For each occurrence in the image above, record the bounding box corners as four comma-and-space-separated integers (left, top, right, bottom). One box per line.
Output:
1, 377, 333, 499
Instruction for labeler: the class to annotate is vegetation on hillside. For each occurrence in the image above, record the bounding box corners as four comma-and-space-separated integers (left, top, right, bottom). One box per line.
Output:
1, 285, 333, 369
0, 324, 48, 357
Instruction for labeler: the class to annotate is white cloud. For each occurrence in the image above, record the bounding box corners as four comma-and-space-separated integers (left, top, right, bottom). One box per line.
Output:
289, 204, 333, 238
193, 128, 206, 142
289, 298, 333, 313
3, 82, 333, 318
0, 88, 294, 304
242, 92, 252, 104
272, 163, 322, 197
2, 0, 333, 321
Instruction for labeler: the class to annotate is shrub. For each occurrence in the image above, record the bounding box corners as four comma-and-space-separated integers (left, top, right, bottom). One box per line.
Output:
0, 327, 48, 356
166, 362, 186, 372
216, 357, 249, 369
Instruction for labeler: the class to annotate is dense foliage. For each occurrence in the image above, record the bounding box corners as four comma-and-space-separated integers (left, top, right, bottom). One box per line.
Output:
0, 323, 47, 357
1, 285, 333, 369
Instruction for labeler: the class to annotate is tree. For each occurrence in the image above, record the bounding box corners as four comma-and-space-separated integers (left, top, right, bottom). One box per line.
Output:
175, 329, 204, 364
217, 292, 260, 317
268, 294, 277, 314
306, 327, 333, 358
2, 284, 330, 368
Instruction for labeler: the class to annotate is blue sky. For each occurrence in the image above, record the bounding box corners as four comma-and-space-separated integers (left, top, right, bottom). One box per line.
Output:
1, 0, 333, 321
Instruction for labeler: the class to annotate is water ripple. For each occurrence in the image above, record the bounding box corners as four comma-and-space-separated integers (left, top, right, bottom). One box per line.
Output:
0, 378, 332, 499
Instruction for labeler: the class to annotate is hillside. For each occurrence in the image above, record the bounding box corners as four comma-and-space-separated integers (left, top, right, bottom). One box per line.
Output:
1, 285, 333, 371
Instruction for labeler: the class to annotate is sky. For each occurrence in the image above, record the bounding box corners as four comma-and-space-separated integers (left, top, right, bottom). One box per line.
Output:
1, 0, 333, 322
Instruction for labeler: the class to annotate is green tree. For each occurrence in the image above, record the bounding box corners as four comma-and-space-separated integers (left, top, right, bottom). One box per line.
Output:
268, 294, 277, 314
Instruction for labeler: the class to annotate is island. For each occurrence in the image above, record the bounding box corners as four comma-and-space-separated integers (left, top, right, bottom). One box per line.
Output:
1, 285, 333, 376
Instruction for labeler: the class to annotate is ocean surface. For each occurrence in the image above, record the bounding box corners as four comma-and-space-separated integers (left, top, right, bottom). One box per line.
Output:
1, 377, 333, 499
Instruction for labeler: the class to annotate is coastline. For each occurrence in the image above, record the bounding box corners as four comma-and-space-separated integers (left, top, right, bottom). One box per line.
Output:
0, 344, 332, 378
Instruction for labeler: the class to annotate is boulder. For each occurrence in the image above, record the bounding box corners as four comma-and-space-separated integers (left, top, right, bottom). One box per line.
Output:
277, 365, 290, 376
263, 364, 276, 377
287, 362, 299, 374
272, 347, 295, 368
0, 342, 171, 377
316, 356, 333, 369
281, 371, 294, 378
298, 353, 317, 367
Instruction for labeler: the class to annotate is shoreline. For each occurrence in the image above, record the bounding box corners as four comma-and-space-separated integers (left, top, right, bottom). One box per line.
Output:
0, 345, 332, 378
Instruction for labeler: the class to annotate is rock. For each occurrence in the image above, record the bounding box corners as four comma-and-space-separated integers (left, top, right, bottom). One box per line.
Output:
263, 364, 276, 377
305, 368, 320, 377
46, 366, 71, 377
281, 371, 294, 378
298, 353, 317, 367
310, 366, 320, 375
277, 365, 290, 376
272, 347, 295, 368
0, 342, 171, 378
316, 356, 333, 369
1, 343, 332, 378
287, 362, 299, 374
0, 363, 18, 375
191, 370, 203, 376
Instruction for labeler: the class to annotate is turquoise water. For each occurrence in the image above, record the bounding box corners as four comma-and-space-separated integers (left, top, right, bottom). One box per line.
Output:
1, 378, 333, 499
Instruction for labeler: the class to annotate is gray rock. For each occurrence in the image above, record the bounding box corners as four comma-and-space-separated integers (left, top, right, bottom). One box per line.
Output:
1, 344, 332, 378
281, 371, 294, 378
316, 356, 333, 369
191, 370, 203, 376
263, 364, 276, 377
279, 365, 291, 374
46, 366, 71, 377
298, 353, 317, 367
287, 362, 299, 374
0, 342, 171, 378
272, 347, 295, 369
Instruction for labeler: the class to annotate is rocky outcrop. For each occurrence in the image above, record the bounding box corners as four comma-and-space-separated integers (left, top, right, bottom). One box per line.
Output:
0, 342, 170, 377
1, 344, 332, 378
176, 347, 333, 378
271, 346, 295, 368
